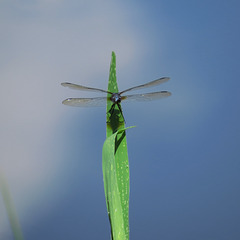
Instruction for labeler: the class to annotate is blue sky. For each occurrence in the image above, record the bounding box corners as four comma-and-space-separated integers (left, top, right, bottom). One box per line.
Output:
1, 1, 240, 239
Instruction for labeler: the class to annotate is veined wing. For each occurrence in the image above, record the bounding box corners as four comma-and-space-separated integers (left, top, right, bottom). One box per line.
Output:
120, 77, 170, 94
121, 91, 171, 102
62, 97, 108, 107
61, 82, 110, 94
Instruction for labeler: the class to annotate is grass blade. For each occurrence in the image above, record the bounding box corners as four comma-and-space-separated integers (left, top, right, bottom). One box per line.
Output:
102, 52, 131, 240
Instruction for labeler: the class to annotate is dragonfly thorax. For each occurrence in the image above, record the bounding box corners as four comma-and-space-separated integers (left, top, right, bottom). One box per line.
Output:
110, 93, 122, 104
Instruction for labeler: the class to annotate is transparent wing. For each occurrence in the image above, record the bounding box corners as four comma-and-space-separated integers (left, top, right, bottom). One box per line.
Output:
62, 97, 109, 107
120, 77, 170, 94
121, 91, 171, 102
61, 82, 110, 94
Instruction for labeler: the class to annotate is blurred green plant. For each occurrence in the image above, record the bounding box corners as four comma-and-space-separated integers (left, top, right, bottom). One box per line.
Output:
0, 170, 24, 240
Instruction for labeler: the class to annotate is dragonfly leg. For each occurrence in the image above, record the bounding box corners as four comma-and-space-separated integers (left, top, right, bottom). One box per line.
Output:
106, 103, 115, 124
109, 103, 115, 115
117, 103, 126, 123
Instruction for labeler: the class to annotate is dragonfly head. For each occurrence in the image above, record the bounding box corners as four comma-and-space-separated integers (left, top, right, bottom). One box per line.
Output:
110, 93, 122, 104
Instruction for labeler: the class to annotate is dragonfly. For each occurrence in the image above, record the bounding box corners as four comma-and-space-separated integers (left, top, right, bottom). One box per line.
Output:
61, 77, 171, 121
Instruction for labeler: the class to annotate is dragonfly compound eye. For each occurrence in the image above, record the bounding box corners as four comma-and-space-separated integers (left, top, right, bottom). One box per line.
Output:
111, 93, 122, 103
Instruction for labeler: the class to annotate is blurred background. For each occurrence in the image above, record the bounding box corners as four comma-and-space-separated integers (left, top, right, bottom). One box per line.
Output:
1, 0, 240, 239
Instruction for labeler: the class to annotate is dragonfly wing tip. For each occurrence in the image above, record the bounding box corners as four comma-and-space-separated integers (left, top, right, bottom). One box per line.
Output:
61, 82, 70, 87
62, 98, 71, 105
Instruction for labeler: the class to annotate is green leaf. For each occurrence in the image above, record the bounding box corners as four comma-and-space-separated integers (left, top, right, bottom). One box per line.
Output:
102, 52, 132, 240
102, 127, 134, 240
106, 52, 125, 134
